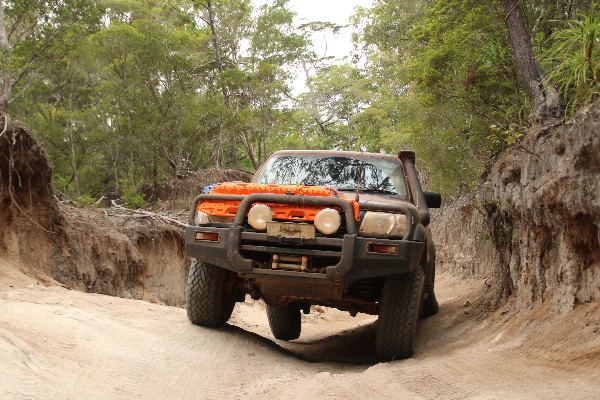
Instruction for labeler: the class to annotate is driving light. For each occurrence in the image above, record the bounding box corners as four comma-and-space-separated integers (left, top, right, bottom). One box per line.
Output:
368, 243, 398, 254
359, 212, 406, 238
195, 210, 210, 225
195, 232, 220, 242
248, 204, 272, 230
314, 208, 341, 235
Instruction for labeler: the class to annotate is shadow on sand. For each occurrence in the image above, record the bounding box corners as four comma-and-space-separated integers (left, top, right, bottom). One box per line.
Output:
220, 322, 380, 365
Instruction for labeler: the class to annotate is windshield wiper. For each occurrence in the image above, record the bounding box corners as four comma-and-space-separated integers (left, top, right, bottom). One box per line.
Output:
334, 187, 397, 195
360, 188, 397, 195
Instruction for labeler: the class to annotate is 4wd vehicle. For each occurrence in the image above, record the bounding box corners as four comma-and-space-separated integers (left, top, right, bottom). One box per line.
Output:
184, 150, 441, 361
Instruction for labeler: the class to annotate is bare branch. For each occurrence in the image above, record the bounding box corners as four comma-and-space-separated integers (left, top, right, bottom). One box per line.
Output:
109, 200, 187, 228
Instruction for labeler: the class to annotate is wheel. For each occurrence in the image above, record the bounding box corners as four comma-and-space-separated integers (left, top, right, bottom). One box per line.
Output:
421, 288, 439, 318
266, 303, 301, 340
375, 267, 425, 361
186, 258, 236, 327
421, 263, 439, 318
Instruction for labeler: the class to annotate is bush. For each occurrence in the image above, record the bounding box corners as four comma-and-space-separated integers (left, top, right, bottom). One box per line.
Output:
75, 194, 97, 207
543, 8, 600, 116
121, 187, 148, 210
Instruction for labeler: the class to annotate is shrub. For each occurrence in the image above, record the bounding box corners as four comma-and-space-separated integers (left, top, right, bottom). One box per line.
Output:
543, 7, 600, 116
121, 187, 148, 210
75, 194, 96, 207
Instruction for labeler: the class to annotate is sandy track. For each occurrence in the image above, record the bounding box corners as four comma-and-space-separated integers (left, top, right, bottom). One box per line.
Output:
1, 259, 599, 399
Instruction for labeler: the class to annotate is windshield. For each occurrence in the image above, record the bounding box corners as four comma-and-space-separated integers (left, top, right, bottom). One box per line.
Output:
254, 154, 407, 197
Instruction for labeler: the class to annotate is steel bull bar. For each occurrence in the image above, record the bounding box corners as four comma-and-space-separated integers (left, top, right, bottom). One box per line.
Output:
185, 192, 425, 280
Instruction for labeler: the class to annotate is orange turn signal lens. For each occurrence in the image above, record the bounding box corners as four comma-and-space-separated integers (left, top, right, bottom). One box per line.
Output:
195, 232, 220, 242
368, 243, 398, 254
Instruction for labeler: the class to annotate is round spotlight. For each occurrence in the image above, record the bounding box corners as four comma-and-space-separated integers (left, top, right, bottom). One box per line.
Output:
248, 204, 272, 230
314, 208, 341, 235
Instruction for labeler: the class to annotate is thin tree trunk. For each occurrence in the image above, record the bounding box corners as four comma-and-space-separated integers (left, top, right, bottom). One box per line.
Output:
113, 143, 119, 194
100, 113, 120, 194
206, 0, 225, 99
210, 138, 222, 167
205, 0, 237, 167
67, 94, 80, 195
0, 70, 10, 112
0, 1, 12, 112
502, 0, 561, 121
241, 132, 259, 170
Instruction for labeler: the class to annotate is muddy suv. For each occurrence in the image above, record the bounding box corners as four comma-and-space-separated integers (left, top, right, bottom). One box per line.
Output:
184, 150, 441, 361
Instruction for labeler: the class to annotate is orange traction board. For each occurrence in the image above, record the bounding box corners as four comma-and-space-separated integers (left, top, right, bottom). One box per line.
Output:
197, 182, 360, 221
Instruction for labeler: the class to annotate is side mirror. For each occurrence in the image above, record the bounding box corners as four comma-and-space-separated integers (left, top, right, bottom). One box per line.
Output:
423, 191, 442, 208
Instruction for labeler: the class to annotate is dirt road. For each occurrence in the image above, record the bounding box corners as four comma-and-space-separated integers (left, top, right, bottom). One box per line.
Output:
1, 258, 599, 399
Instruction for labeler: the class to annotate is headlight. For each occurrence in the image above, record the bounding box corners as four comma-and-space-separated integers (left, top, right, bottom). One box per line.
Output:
314, 208, 341, 235
358, 212, 406, 238
195, 210, 210, 225
248, 204, 272, 230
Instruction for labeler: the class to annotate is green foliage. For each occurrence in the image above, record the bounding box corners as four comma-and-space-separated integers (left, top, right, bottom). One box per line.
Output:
1, 0, 103, 110
375, 94, 483, 196
296, 64, 373, 150
121, 190, 146, 209
349, 0, 523, 196
75, 194, 97, 207
53, 175, 75, 196
121, 189, 148, 210
4, 0, 596, 201
251, 0, 308, 65
405, 1, 527, 154
119, 174, 148, 209
543, 6, 600, 116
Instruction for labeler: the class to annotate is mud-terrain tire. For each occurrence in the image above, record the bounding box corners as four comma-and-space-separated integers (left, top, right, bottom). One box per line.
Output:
421, 289, 439, 318
186, 259, 235, 327
266, 303, 301, 340
375, 267, 425, 361
421, 264, 439, 318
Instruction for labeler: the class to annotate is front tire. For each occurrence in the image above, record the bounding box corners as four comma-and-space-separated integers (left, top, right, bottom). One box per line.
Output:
186, 259, 236, 327
266, 303, 301, 340
375, 267, 425, 361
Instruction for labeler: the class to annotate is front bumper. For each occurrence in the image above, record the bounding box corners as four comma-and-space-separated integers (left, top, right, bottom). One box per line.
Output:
185, 192, 426, 283
185, 225, 424, 281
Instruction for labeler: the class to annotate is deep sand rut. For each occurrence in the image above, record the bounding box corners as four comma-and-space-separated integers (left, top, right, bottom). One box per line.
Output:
1, 258, 599, 400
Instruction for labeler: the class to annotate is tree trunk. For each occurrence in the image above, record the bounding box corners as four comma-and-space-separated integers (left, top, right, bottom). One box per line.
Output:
241, 132, 259, 170
99, 112, 120, 194
0, 70, 10, 112
206, 0, 225, 96
67, 93, 80, 195
502, 0, 561, 121
0, 1, 12, 112
205, 0, 237, 167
